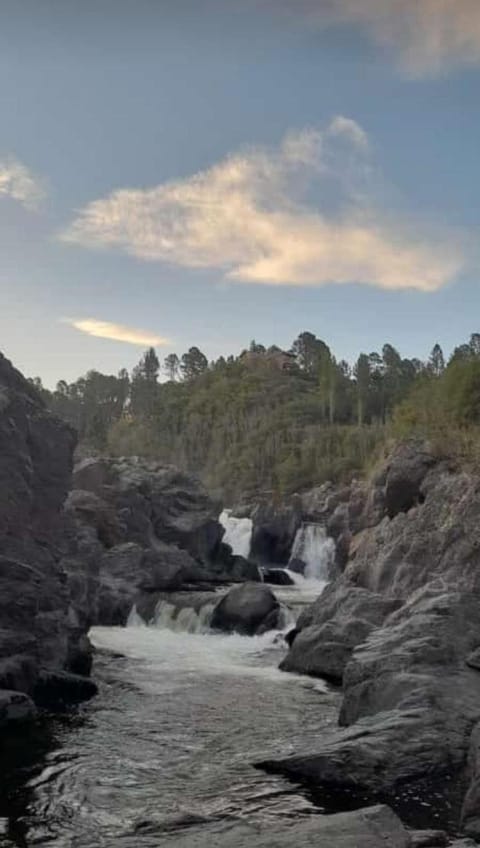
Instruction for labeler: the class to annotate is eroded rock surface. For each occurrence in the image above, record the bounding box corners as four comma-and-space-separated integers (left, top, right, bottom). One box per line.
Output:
268, 440, 480, 837
0, 352, 95, 722
67, 457, 259, 625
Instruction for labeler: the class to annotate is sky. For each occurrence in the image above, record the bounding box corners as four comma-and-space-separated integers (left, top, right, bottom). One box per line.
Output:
1, 0, 480, 386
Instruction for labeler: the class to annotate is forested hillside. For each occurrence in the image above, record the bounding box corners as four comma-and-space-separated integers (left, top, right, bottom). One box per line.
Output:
31, 331, 480, 500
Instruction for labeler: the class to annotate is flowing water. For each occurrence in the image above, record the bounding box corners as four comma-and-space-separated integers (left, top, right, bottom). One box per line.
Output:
219, 510, 253, 559
289, 523, 336, 583
0, 586, 341, 848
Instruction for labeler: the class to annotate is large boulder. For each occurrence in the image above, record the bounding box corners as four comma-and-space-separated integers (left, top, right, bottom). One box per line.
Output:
0, 352, 94, 720
210, 583, 280, 635
249, 500, 302, 565
280, 581, 402, 682
72, 457, 223, 562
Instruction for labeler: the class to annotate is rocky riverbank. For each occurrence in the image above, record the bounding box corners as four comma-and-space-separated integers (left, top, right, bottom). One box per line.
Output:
0, 352, 259, 728
257, 442, 480, 841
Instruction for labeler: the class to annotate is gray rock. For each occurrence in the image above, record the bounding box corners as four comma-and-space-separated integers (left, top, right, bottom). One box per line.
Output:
262, 567, 295, 586
0, 351, 93, 713
249, 500, 301, 564
448, 841, 478, 847
148, 804, 411, 848
409, 830, 448, 847
33, 670, 98, 707
0, 690, 36, 725
281, 581, 402, 681
384, 441, 436, 518
466, 648, 480, 671
273, 440, 480, 826
73, 457, 223, 562
461, 721, 480, 839
211, 583, 279, 635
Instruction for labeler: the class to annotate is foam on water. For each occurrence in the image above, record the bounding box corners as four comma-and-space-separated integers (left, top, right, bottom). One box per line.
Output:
90, 622, 325, 690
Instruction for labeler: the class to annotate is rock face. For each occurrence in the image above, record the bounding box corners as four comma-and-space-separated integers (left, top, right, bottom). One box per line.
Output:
281, 582, 402, 682
0, 352, 96, 723
67, 456, 259, 625
267, 440, 480, 837
248, 499, 302, 564
162, 804, 411, 848
210, 583, 280, 635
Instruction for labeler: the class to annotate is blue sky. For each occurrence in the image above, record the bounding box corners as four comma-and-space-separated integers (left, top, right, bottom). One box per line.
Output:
1, 0, 480, 386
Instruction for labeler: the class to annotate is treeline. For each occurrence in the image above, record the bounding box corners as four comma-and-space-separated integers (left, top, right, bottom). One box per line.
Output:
30, 332, 480, 498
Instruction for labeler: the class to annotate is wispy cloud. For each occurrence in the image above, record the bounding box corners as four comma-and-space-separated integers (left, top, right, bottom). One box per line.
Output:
61, 116, 463, 292
0, 157, 45, 209
271, 0, 480, 76
65, 318, 170, 347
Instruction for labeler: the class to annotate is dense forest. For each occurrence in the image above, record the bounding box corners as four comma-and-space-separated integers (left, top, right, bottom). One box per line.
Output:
30, 331, 480, 500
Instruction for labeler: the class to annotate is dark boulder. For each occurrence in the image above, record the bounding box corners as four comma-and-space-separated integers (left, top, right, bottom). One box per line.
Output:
33, 670, 98, 708
72, 457, 224, 563
0, 690, 36, 726
287, 557, 306, 575
263, 568, 295, 586
211, 583, 280, 635
250, 501, 301, 565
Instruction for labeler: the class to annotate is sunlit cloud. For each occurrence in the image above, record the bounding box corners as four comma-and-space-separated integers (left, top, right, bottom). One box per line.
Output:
61, 116, 463, 292
269, 0, 480, 76
65, 318, 170, 347
0, 157, 45, 209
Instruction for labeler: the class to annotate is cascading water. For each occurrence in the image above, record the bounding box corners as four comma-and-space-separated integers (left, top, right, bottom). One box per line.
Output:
219, 509, 253, 559
288, 523, 335, 584
128, 599, 216, 634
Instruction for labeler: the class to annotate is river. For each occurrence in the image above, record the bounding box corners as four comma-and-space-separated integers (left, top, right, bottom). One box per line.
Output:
0, 584, 341, 848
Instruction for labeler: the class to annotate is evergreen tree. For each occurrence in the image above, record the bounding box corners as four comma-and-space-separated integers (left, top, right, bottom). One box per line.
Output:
428, 343, 445, 376
180, 347, 208, 380
130, 348, 160, 418
355, 354, 371, 425
164, 353, 180, 382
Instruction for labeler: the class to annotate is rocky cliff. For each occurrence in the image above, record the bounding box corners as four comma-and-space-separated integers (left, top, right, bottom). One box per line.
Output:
0, 352, 259, 728
261, 441, 480, 840
0, 352, 95, 724
65, 456, 259, 626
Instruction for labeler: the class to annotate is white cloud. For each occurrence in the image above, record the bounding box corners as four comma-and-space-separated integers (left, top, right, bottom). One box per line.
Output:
65, 318, 170, 347
0, 157, 45, 209
273, 0, 480, 76
327, 115, 369, 149
61, 116, 463, 292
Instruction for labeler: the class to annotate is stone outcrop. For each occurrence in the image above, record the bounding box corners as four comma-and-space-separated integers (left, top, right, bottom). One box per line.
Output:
265, 440, 480, 838
0, 352, 96, 724
161, 804, 412, 848
66, 457, 259, 625
248, 499, 302, 564
210, 583, 281, 635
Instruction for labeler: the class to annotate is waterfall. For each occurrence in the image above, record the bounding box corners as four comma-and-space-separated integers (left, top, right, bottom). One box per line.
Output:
127, 600, 215, 634
288, 523, 335, 583
219, 509, 253, 559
